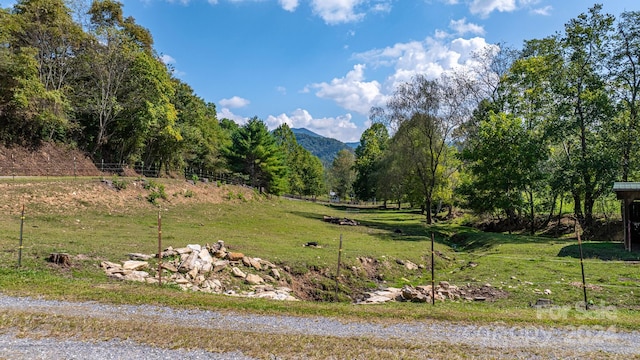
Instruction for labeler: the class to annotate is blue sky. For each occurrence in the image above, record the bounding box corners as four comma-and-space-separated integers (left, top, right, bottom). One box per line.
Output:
2, 1, 638, 142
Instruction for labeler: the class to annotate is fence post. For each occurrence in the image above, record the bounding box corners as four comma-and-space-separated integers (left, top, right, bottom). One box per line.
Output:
577, 229, 588, 310
431, 232, 435, 305
18, 204, 24, 267
335, 234, 343, 300
158, 209, 162, 286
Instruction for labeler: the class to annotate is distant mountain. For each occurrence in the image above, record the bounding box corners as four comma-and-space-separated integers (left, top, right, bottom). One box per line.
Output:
291, 128, 354, 167
345, 142, 360, 149
291, 128, 323, 138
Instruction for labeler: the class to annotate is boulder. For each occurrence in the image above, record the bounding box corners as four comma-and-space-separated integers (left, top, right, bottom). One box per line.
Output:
174, 247, 192, 255
123, 270, 149, 282
161, 263, 178, 272
401, 285, 419, 300
128, 253, 153, 261
270, 268, 281, 280
404, 261, 418, 271
227, 252, 244, 261
122, 260, 149, 271
245, 274, 264, 285
100, 261, 121, 269
198, 249, 213, 263
178, 252, 198, 272
232, 267, 246, 278
187, 244, 202, 252
213, 260, 229, 272
248, 257, 262, 271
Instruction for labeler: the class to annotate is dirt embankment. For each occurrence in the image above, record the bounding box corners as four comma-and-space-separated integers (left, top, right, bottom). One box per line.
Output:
0, 143, 100, 177
0, 177, 256, 215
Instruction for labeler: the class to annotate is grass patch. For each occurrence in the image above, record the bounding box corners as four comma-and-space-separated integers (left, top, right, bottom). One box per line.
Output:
0, 178, 638, 331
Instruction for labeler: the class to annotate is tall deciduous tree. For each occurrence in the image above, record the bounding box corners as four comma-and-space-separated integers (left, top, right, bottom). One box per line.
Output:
609, 11, 640, 181
459, 112, 548, 233
372, 75, 462, 224
1, 0, 77, 143
329, 149, 355, 200
551, 5, 617, 229
353, 123, 389, 202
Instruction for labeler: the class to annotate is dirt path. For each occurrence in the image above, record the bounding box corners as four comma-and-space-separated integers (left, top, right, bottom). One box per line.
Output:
0, 294, 637, 359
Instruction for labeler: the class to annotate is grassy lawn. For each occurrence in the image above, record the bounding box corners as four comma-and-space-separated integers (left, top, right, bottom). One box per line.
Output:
0, 178, 639, 331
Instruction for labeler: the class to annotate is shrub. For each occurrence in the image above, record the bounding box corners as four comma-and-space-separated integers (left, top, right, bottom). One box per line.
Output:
145, 180, 167, 205
112, 177, 127, 190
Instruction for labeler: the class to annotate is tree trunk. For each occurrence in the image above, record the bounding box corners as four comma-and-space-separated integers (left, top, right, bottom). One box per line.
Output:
528, 190, 535, 235
542, 193, 557, 228
425, 198, 433, 224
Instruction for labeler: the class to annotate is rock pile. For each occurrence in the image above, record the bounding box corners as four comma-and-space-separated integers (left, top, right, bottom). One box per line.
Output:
101, 241, 297, 301
359, 281, 492, 304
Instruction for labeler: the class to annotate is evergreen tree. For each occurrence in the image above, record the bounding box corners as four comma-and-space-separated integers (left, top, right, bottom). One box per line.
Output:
226, 117, 286, 194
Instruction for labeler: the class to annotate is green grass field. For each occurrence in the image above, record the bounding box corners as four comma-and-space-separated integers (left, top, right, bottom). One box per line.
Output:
0, 178, 639, 330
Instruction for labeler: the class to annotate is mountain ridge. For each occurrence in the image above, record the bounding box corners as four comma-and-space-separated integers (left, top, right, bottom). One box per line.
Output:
290, 128, 356, 166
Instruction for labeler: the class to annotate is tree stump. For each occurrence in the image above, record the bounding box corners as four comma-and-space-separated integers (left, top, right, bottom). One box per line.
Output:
48, 253, 71, 267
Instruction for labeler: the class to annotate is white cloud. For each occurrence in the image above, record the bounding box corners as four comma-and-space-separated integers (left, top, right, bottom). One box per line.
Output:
276, 86, 287, 94
469, 0, 516, 17
217, 107, 249, 125
309, 64, 387, 115
309, 0, 392, 25
159, 54, 176, 64
219, 96, 250, 108
310, 0, 366, 24
266, 109, 360, 142
449, 18, 485, 36
279, 0, 299, 12
531, 5, 552, 16
354, 35, 492, 90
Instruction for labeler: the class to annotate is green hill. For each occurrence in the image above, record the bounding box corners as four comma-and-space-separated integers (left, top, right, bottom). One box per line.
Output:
291, 128, 354, 166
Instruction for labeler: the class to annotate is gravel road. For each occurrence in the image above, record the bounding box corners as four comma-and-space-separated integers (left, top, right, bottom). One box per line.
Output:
0, 294, 638, 359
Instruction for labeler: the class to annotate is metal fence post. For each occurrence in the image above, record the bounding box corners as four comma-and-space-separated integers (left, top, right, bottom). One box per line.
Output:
335, 234, 343, 300
18, 205, 24, 267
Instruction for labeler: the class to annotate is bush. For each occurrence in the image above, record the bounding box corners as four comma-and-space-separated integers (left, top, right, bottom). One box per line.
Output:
112, 177, 127, 190
144, 180, 167, 205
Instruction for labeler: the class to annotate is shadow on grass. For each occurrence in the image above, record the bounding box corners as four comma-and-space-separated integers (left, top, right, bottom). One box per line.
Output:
557, 242, 640, 261
288, 208, 446, 242
290, 207, 565, 250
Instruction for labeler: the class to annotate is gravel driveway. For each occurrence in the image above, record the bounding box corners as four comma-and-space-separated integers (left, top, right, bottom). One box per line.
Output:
1, 294, 638, 359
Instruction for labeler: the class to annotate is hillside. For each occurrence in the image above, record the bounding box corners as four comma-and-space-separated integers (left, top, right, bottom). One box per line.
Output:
291, 128, 355, 166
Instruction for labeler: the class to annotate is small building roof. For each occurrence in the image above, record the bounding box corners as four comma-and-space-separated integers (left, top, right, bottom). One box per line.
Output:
613, 182, 640, 192
613, 182, 640, 201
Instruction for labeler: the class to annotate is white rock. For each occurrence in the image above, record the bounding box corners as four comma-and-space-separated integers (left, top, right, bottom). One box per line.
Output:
232, 267, 246, 278
245, 273, 264, 285
122, 260, 149, 271
198, 249, 213, 263
123, 270, 149, 282
187, 244, 202, 252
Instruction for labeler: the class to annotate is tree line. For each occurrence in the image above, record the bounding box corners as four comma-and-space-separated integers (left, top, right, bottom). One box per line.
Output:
346, 4, 640, 236
0, 0, 327, 198
3, 1, 638, 235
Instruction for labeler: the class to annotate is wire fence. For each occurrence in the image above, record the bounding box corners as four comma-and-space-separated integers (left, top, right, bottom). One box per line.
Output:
0, 160, 251, 186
